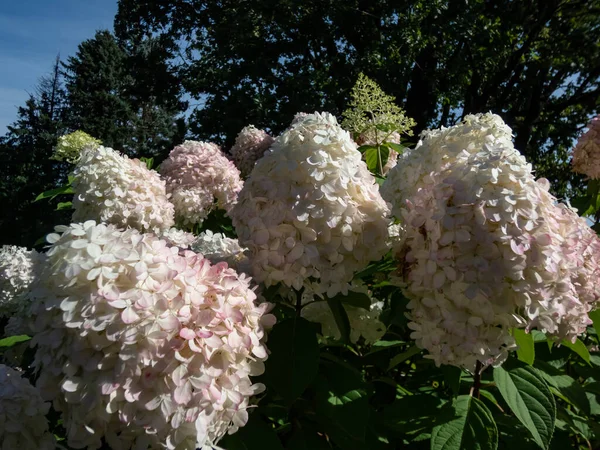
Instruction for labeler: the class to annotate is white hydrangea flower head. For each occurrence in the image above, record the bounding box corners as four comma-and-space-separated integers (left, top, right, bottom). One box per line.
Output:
572, 115, 600, 179
160, 141, 244, 227
191, 231, 249, 273
0, 245, 42, 318
158, 227, 197, 249
72, 146, 175, 233
231, 112, 391, 296
52, 130, 102, 164
0, 365, 55, 450
230, 126, 275, 177
382, 113, 600, 371
30, 221, 275, 450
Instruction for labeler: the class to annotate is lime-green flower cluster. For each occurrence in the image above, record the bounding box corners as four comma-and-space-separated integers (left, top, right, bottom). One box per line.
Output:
51, 131, 101, 164
341, 73, 415, 145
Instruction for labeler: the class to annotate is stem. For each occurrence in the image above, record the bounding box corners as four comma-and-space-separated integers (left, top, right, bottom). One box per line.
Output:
377, 144, 384, 176
295, 288, 304, 317
471, 361, 483, 399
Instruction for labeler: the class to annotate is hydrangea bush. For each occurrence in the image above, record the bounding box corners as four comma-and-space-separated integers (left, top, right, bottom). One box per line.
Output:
2, 76, 600, 450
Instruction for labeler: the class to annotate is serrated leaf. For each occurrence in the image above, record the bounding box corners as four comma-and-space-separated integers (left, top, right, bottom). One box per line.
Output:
388, 345, 422, 370
493, 364, 555, 449
0, 335, 31, 347
264, 318, 319, 403
430, 395, 498, 450
561, 338, 590, 364
534, 362, 590, 416
513, 328, 535, 365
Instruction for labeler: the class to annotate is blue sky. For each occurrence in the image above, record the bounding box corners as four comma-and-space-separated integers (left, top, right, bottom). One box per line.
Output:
0, 0, 118, 134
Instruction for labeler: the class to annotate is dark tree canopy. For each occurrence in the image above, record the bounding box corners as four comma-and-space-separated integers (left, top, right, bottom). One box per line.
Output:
64, 30, 186, 159
115, 0, 599, 197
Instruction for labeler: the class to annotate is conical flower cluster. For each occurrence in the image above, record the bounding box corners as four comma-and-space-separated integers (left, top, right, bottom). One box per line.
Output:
382, 113, 600, 370
231, 112, 390, 296
30, 221, 274, 449
72, 146, 174, 233
230, 126, 275, 177
160, 141, 243, 227
572, 115, 600, 179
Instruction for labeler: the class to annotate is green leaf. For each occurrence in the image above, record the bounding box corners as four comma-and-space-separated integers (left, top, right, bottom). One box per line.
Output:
34, 184, 74, 202
0, 335, 31, 347
442, 365, 462, 396
264, 318, 319, 403
560, 338, 590, 364
364, 145, 390, 176
286, 427, 331, 449
588, 309, 600, 337
388, 345, 422, 370
430, 395, 498, 450
140, 156, 155, 170
386, 142, 405, 153
326, 295, 351, 343
513, 328, 535, 365
335, 291, 371, 310
383, 394, 446, 436
314, 360, 370, 448
534, 362, 590, 416
218, 414, 284, 450
493, 363, 555, 449
357, 144, 378, 154
56, 201, 72, 211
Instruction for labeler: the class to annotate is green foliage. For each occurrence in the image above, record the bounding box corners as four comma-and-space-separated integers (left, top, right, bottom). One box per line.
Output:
494, 362, 556, 449
0, 335, 31, 348
116, 0, 599, 196
513, 328, 535, 365
342, 73, 415, 141
431, 395, 498, 450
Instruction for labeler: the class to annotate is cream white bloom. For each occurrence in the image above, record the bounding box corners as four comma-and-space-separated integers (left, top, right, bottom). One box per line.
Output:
159, 227, 197, 249
382, 113, 600, 371
572, 115, 600, 179
230, 126, 275, 177
72, 146, 174, 233
31, 221, 274, 450
160, 141, 243, 226
0, 365, 55, 450
191, 231, 249, 273
0, 246, 42, 318
231, 112, 391, 296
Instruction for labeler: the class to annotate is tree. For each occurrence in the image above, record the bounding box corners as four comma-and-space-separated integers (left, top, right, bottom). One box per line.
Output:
63, 30, 186, 159
0, 56, 71, 246
115, 0, 599, 196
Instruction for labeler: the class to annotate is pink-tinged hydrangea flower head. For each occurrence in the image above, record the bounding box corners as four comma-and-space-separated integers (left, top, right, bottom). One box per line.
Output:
382, 113, 600, 371
230, 126, 275, 177
72, 146, 175, 233
0, 365, 55, 450
231, 112, 391, 296
160, 141, 244, 226
30, 221, 274, 450
0, 245, 42, 318
572, 115, 600, 179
